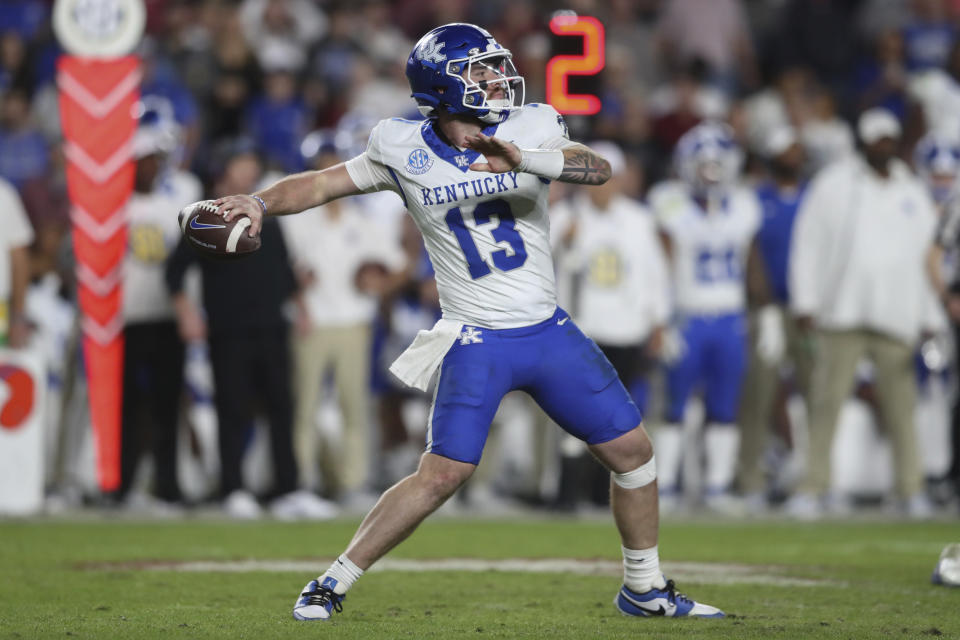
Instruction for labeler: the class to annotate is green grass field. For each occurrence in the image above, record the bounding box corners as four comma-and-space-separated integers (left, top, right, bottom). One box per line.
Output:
0, 516, 957, 639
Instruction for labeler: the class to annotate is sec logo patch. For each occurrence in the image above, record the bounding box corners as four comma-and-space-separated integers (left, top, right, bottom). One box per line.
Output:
406, 148, 434, 175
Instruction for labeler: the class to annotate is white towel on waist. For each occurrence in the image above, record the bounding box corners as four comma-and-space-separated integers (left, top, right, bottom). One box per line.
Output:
389, 318, 463, 391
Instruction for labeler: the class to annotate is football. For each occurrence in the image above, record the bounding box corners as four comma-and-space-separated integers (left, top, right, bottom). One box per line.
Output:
177, 200, 261, 258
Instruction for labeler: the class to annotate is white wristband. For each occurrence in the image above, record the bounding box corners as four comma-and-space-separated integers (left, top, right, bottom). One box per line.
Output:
515, 148, 564, 180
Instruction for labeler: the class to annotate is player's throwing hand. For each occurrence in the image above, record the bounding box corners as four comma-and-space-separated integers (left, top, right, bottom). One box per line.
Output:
464, 132, 522, 173
216, 194, 264, 237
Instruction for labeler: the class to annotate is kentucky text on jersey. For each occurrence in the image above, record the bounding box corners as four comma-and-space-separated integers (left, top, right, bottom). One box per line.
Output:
420, 171, 521, 206
345, 102, 571, 328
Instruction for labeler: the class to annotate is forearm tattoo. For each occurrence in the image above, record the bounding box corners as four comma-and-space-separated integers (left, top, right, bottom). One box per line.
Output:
558, 145, 612, 185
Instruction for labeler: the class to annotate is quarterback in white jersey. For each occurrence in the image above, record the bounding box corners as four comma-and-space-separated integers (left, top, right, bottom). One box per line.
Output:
345, 104, 567, 328
648, 122, 761, 511
212, 22, 722, 622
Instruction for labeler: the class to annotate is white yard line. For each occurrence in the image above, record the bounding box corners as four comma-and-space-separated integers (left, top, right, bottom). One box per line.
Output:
98, 557, 838, 587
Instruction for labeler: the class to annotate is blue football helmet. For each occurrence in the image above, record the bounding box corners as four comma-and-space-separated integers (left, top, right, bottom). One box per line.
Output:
674, 122, 743, 195
406, 23, 524, 124
131, 95, 181, 159
914, 132, 960, 205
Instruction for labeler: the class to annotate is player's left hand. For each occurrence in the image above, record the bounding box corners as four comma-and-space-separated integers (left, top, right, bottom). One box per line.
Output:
660, 327, 686, 365
464, 133, 522, 173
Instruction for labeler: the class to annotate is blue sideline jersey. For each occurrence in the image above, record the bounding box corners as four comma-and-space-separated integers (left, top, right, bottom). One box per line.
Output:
754, 181, 807, 304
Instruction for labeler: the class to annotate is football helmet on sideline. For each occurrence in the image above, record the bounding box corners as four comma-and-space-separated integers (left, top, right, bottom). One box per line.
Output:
674, 122, 744, 196
914, 132, 960, 205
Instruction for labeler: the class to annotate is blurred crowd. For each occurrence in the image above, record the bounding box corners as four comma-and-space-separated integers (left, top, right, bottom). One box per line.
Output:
3, 0, 960, 520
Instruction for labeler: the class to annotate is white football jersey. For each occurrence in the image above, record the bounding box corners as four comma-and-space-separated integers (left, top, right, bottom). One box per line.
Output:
346, 103, 572, 329
124, 169, 202, 323
649, 181, 760, 316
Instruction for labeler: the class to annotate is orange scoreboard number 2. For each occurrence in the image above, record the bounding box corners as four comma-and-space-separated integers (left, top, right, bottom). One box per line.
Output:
546, 15, 605, 115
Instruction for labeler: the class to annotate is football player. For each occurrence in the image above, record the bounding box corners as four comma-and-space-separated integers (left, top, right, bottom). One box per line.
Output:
213, 23, 723, 620
648, 122, 761, 513
921, 132, 960, 504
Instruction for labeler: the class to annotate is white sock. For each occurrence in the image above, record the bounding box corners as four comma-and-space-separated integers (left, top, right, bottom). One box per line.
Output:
704, 424, 740, 493
622, 545, 666, 592
653, 424, 683, 490
319, 554, 364, 595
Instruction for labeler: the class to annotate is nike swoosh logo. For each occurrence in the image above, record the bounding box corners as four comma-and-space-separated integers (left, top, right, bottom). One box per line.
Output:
558, 317, 570, 325
638, 604, 666, 616
621, 592, 674, 617
189, 217, 226, 230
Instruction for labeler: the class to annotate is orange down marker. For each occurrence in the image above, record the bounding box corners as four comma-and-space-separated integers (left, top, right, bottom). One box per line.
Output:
546, 15, 605, 115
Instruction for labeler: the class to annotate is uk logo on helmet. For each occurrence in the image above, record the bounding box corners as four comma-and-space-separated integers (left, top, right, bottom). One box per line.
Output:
406, 148, 434, 175
419, 36, 446, 64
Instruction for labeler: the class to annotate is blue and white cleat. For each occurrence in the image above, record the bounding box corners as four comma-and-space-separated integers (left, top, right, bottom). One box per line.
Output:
932, 543, 960, 587
615, 579, 725, 618
293, 577, 345, 621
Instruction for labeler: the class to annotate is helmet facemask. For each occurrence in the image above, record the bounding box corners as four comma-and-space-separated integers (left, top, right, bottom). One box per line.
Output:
446, 50, 525, 123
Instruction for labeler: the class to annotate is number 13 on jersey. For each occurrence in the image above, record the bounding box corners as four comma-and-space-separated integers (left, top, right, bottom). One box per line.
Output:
445, 198, 527, 279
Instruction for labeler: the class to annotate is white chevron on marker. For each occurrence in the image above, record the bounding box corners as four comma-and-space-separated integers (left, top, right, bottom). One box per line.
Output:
57, 68, 142, 120
76, 263, 124, 297
81, 314, 124, 346
71, 204, 128, 243
64, 138, 134, 184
